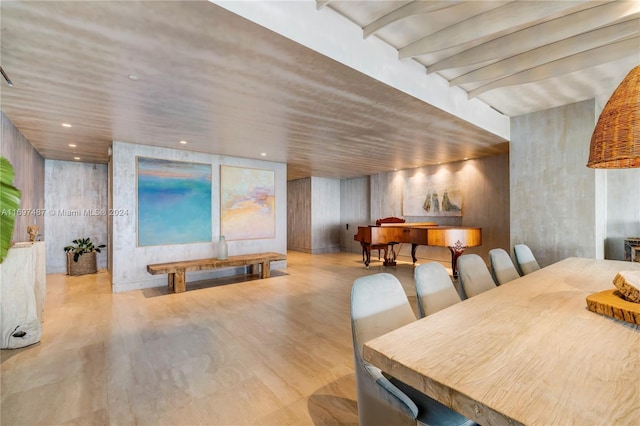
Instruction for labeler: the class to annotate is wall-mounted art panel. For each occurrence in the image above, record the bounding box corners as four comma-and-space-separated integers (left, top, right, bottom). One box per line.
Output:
221, 165, 275, 241
137, 157, 212, 246
403, 170, 463, 217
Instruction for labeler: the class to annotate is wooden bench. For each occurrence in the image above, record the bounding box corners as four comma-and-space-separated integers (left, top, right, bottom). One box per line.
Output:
147, 252, 286, 293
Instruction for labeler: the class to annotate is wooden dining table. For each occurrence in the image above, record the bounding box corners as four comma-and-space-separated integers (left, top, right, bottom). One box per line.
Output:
363, 257, 640, 426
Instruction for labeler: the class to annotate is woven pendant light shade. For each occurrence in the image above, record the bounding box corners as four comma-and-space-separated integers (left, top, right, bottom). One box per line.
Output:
587, 65, 640, 168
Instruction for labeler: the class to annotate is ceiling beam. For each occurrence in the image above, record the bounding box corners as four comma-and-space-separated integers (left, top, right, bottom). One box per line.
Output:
468, 36, 640, 98
399, 0, 589, 58
428, 2, 640, 72
452, 19, 640, 86
362, 1, 461, 39
316, 0, 331, 10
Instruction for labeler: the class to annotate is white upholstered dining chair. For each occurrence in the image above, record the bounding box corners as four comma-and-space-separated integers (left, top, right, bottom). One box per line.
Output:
350, 273, 476, 426
457, 254, 496, 299
414, 262, 461, 318
514, 244, 541, 275
489, 248, 521, 285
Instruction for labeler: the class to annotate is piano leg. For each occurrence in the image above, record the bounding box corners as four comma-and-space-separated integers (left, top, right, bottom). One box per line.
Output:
383, 243, 398, 267
411, 244, 418, 263
361, 243, 371, 269
448, 241, 468, 279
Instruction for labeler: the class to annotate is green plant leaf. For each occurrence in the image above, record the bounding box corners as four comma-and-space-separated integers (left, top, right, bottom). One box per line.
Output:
0, 156, 22, 264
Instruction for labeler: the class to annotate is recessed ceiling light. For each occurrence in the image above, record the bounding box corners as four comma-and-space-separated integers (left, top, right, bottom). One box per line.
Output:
73, 157, 80, 160
128, 74, 140, 81
62, 123, 72, 127
260, 152, 267, 156
179, 140, 187, 145
68, 144, 76, 148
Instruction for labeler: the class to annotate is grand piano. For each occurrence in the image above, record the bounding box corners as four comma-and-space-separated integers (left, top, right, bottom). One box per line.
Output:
354, 222, 482, 277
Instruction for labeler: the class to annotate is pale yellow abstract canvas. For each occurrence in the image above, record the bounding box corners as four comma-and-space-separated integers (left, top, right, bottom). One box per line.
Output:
220, 165, 275, 240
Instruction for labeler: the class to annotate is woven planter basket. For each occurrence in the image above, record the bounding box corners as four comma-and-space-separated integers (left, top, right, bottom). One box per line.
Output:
67, 252, 97, 276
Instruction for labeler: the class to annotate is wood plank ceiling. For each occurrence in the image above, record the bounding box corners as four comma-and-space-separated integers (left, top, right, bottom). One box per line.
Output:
1, 1, 638, 180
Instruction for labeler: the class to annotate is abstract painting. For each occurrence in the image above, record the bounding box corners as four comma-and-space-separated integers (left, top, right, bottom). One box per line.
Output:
403, 170, 463, 217
221, 165, 275, 240
137, 157, 212, 246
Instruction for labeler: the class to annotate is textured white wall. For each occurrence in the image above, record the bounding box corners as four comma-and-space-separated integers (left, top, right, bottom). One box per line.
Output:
111, 141, 287, 292
597, 90, 640, 260
370, 171, 405, 221
605, 169, 640, 259
44, 160, 108, 273
510, 100, 597, 266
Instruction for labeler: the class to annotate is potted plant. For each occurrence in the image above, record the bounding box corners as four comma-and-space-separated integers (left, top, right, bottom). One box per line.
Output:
64, 237, 106, 276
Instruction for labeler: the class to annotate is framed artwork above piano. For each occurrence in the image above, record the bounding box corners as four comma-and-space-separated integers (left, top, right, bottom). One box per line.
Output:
403, 170, 463, 217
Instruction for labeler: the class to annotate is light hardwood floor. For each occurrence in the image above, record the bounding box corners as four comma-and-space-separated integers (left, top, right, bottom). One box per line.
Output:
1, 251, 424, 425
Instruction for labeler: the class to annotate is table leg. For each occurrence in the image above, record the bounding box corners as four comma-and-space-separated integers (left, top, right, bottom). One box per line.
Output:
261, 261, 271, 278
168, 274, 175, 291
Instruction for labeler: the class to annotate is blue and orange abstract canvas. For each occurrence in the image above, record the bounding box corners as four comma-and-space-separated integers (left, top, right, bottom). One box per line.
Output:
137, 157, 212, 246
